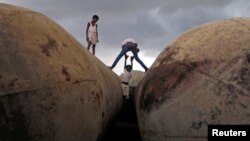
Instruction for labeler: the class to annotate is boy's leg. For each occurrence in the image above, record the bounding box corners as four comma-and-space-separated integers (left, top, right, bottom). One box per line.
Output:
121, 84, 128, 103
111, 46, 129, 69
92, 44, 96, 55
126, 86, 130, 99
122, 84, 129, 98
132, 49, 148, 71
87, 42, 91, 51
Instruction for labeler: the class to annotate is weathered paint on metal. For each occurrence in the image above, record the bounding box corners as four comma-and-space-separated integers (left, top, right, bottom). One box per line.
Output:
0, 4, 122, 141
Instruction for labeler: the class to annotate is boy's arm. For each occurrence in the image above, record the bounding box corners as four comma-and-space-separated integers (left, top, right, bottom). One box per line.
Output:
131, 56, 134, 69
86, 23, 90, 41
96, 24, 99, 42
124, 54, 128, 68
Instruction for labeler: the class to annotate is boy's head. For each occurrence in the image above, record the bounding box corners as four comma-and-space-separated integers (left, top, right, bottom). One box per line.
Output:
125, 65, 132, 72
92, 15, 99, 23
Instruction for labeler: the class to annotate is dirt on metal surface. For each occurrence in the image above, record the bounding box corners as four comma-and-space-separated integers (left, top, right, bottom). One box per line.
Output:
136, 18, 250, 141
0, 4, 122, 141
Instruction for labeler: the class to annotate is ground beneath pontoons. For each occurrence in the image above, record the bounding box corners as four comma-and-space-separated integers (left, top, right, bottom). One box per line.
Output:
101, 93, 142, 141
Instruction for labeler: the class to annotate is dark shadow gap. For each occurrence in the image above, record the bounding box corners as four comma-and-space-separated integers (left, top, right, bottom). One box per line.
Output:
101, 87, 142, 141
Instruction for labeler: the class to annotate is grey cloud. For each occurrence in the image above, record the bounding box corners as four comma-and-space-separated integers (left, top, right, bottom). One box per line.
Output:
164, 6, 230, 34
131, 12, 167, 40
1, 0, 156, 20
1, 0, 250, 73
158, 0, 234, 14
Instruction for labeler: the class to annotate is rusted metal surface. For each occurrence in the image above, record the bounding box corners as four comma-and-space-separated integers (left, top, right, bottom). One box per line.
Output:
0, 4, 122, 141
136, 18, 250, 141
129, 71, 145, 88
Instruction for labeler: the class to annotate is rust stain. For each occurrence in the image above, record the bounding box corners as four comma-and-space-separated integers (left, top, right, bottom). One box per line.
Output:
239, 103, 247, 109
139, 47, 244, 114
247, 54, 250, 63
210, 107, 221, 121
40, 37, 58, 56
72, 80, 80, 85
8, 78, 18, 87
191, 121, 203, 130
102, 112, 105, 120
0, 84, 4, 89
61, 66, 71, 81
80, 98, 84, 104
95, 93, 100, 101
62, 43, 67, 47
93, 92, 101, 106
139, 60, 194, 113
237, 67, 250, 90
72, 79, 98, 85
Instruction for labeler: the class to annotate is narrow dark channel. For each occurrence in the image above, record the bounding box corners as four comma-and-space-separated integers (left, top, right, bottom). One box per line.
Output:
101, 87, 142, 141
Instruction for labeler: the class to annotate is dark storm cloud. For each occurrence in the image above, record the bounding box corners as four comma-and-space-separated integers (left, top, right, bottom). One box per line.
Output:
1, 0, 247, 47
157, 0, 234, 14
2, 0, 155, 19
8, 0, 234, 19
1, 0, 250, 73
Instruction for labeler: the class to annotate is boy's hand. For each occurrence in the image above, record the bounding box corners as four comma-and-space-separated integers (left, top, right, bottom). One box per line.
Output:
136, 48, 140, 53
131, 56, 134, 61
125, 54, 129, 59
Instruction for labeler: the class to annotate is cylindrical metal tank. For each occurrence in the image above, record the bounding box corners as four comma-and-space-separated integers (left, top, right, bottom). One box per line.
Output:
128, 70, 145, 88
0, 4, 122, 141
136, 18, 250, 141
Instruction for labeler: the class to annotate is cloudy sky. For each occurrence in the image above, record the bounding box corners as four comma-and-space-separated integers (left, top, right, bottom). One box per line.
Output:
1, 0, 250, 74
